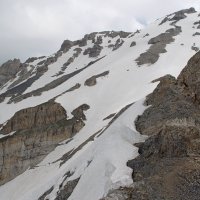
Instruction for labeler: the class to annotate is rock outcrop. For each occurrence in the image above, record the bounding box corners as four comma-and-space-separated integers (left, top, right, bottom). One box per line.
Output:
191, 43, 199, 52
0, 57, 104, 104
54, 178, 80, 200
130, 41, 136, 47
84, 71, 109, 86
108, 38, 125, 51
193, 32, 200, 36
83, 44, 103, 57
61, 48, 82, 71
131, 51, 200, 199
136, 26, 182, 66
0, 59, 22, 87
159, 7, 196, 25
103, 51, 200, 200
59, 31, 131, 53
0, 101, 89, 185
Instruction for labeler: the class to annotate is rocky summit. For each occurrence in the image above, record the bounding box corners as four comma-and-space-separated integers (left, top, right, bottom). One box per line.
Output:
0, 7, 200, 200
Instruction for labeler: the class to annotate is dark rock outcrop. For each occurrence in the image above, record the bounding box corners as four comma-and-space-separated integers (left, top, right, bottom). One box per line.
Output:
136, 26, 182, 66
159, 7, 196, 25
25, 56, 45, 64
0, 101, 89, 185
191, 43, 199, 52
0, 57, 105, 104
59, 31, 131, 54
83, 44, 103, 57
102, 50, 200, 200
194, 20, 200, 29
55, 178, 80, 200
193, 32, 200, 36
112, 39, 124, 51
0, 59, 22, 87
84, 71, 109, 86
38, 172, 79, 200
59, 48, 82, 74
104, 31, 131, 38
126, 51, 200, 199
52, 83, 81, 101
0, 52, 65, 103
130, 41, 136, 47
59, 40, 74, 53
143, 33, 149, 38
38, 187, 54, 200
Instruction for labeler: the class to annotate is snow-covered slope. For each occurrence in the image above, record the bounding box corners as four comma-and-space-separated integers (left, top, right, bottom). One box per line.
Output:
0, 7, 200, 200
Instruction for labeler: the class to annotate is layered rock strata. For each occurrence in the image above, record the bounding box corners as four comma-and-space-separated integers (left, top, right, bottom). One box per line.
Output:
0, 101, 89, 185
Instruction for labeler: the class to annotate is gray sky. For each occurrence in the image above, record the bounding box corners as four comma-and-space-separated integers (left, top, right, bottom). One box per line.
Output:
0, 0, 199, 64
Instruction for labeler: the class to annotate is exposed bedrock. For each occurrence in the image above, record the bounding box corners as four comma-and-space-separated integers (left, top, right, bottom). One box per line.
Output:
108, 38, 125, 51
54, 178, 80, 200
83, 44, 103, 57
61, 48, 82, 72
193, 32, 200, 36
135, 26, 182, 66
0, 56, 105, 104
130, 51, 200, 199
130, 41, 136, 47
25, 56, 45, 64
0, 52, 65, 103
0, 101, 89, 185
159, 7, 196, 25
59, 31, 131, 53
191, 43, 199, 52
194, 20, 200, 29
102, 51, 200, 200
84, 71, 109, 86
0, 59, 24, 87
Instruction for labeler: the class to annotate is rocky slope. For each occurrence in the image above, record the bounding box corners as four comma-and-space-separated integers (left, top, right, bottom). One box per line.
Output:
0, 101, 89, 185
103, 47, 200, 200
0, 7, 200, 200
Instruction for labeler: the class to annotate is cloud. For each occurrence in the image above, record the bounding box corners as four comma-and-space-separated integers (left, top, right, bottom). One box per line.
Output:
0, 0, 199, 64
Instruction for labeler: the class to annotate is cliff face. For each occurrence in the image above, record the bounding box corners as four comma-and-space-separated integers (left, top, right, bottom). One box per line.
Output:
0, 101, 89, 185
132, 51, 200, 200
103, 52, 200, 200
0, 59, 23, 87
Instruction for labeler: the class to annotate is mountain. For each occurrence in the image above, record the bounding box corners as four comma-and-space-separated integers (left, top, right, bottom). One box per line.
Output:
0, 7, 200, 200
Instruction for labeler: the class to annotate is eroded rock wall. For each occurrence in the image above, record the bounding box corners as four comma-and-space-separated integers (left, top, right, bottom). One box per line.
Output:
103, 51, 200, 200
0, 101, 89, 185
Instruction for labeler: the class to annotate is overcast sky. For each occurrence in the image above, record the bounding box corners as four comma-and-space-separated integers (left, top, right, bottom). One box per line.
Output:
0, 0, 199, 64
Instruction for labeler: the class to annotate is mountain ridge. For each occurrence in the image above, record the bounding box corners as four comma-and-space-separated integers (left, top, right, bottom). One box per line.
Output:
0, 7, 200, 200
